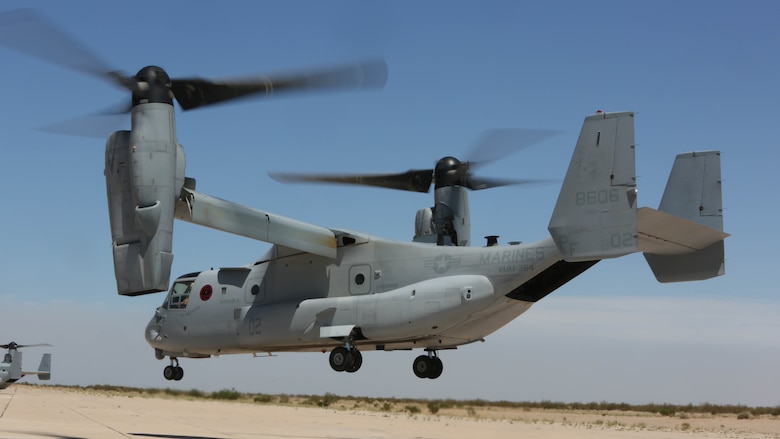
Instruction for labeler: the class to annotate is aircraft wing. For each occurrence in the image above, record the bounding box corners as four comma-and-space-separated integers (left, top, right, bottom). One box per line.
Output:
175, 188, 337, 259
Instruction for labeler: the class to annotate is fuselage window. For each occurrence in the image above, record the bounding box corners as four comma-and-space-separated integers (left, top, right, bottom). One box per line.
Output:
167, 280, 193, 309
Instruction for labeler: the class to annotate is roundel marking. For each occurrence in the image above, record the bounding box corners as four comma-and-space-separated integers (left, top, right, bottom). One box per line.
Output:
200, 284, 213, 301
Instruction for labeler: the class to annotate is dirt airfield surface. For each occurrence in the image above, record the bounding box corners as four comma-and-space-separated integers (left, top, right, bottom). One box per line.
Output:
1, 385, 778, 439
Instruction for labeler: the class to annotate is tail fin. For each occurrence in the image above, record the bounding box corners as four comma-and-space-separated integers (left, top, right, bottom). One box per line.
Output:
37, 353, 51, 380
21, 353, 51, 381
641, 151, 728, 282
548, 111, 638, 261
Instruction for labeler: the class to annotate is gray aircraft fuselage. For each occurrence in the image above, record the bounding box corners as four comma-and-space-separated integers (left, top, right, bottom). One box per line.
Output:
146, 235, 576, 358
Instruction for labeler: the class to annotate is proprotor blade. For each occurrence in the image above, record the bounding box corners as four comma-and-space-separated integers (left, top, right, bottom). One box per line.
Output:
463, 175, 552, 190
172, 59, 388, 111
271, 128, 560, 193
465, 129, 561, 168
0, 8, 132, 90
270, 168, 434, 193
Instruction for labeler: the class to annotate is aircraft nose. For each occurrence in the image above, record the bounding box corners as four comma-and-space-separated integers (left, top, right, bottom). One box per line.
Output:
145, 310, 165, 346
145, 325, 161, 344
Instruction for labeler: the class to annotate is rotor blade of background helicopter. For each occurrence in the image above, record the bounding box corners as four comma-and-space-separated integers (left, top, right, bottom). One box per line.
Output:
0, 8, 131, 89
269, 168, 433, 193
0, 343, 51, 349
171, 59, 388, 111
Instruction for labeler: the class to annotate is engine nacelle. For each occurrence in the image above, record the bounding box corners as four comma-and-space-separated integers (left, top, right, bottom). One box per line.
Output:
413, 207, 436, 244
412, 186, 471, 246
105, 103, 184, 296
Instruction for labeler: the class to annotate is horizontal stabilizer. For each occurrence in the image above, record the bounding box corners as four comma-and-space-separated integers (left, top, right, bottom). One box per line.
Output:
642, 151, 727, 282
637, 207, 729, 255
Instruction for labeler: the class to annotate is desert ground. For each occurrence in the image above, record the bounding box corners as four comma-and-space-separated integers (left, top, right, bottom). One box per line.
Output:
0, 385, 778, 439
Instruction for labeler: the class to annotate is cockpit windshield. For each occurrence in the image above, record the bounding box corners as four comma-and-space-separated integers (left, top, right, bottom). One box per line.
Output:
164, 280, 193, 309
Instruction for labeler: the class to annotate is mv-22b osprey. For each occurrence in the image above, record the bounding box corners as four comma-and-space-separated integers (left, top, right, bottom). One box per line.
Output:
0, 342, 51, 390
0, 9, 728, 382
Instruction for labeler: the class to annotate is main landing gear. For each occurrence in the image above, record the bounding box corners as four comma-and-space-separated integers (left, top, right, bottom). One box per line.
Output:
163, 357, 184, 381
329, 346, 362, 373
413, 350, 443, 379
328, 346, 445, 379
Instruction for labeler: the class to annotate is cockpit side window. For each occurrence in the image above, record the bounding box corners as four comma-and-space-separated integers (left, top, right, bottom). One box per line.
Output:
167, 280, 193, 309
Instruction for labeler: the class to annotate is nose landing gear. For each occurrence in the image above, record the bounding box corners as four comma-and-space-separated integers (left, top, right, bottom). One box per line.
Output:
413, 350, 443, 379
163, 357, 184, 381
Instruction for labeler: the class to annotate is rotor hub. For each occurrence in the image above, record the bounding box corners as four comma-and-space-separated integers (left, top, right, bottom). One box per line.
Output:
434, 156, 466, 188
132, 65, 174, 107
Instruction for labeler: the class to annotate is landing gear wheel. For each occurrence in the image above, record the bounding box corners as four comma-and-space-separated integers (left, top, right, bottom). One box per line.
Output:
413, 354, 444, 379
429, 357, 443, 379
163, 365, 176, 380
329, 346, 353, 372
413, 355, 433, 378
345, 350, 362, 373
163, 358, 184, 381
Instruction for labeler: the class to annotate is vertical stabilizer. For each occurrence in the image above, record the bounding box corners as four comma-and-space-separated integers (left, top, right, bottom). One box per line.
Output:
548, 111, 638, 261
9, 350, 22, 380
37, 353, 51, 380
657, 151, 723, 229
642, 151, 726, 282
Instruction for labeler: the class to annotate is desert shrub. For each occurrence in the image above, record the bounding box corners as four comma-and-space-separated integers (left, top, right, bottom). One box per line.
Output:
322, 392, 338, 407
186, 389, 205, 398
737, 411, 753, 420
439, 399, 457, 409
427, 401, 440, 414
210, 389, 241, 400
253, 394, 273, 403
405, 405, 421, 414
307, 392, 338, 407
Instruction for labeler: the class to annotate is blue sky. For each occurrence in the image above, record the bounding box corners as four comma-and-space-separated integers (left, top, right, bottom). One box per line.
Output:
0, 1, 778, 406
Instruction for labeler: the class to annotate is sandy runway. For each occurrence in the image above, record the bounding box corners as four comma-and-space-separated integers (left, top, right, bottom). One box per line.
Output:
0, 386, 777, 439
